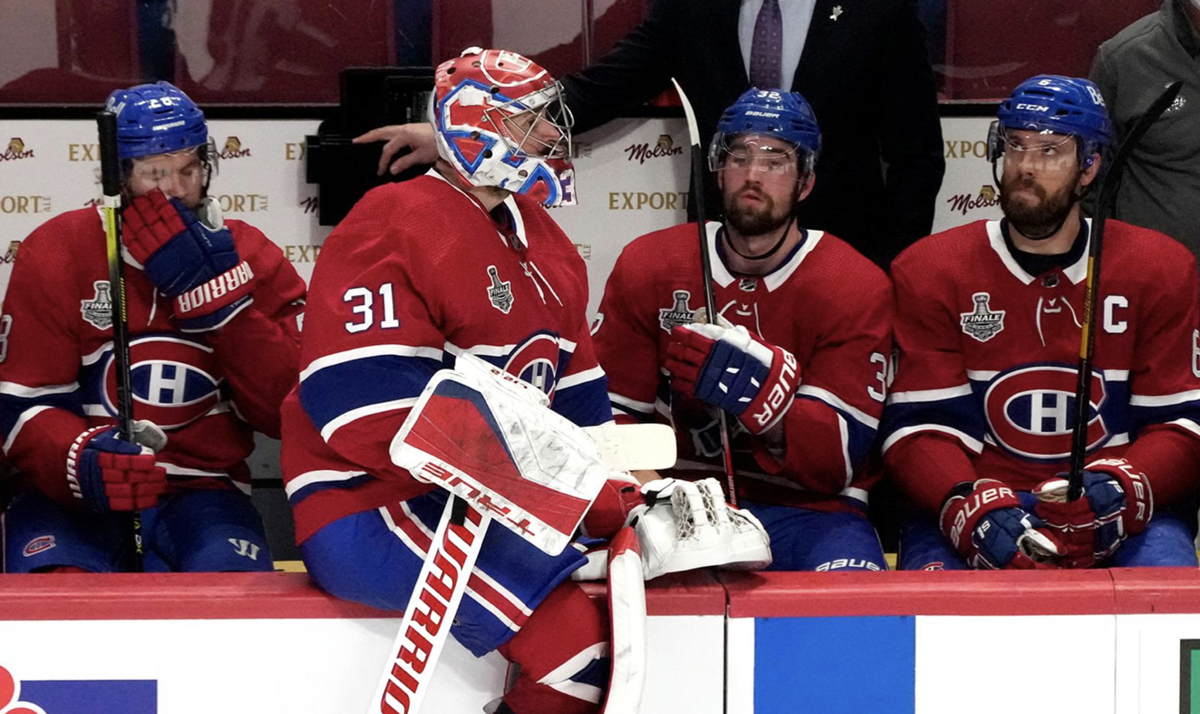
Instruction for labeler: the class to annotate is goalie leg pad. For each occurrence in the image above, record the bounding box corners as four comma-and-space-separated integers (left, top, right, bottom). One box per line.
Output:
298, 490, 588, 656
498, 582, 610, 714
601, 526, 646, 714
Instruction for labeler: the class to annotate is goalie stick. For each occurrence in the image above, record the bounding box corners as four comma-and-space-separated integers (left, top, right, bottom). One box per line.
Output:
1067, 81, 1182, 501
671, 76, 739, 507
372, 365, 674, 714
96, 110, 144, 572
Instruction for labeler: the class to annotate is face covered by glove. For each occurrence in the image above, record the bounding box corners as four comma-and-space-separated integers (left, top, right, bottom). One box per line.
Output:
940, 479, 1063, 569
666, 322, 799, 435
1033, 457, 1153, 568
123, 191, 255, 331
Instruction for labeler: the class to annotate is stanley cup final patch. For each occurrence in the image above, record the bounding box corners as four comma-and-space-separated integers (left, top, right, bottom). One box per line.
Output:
960, 292, 1005, 342
486, 265, 514, 314
659, 290, 696, 332
80, 280, 114, 330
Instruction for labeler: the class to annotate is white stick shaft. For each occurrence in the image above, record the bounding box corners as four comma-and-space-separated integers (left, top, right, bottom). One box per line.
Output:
371, 498, 490, 714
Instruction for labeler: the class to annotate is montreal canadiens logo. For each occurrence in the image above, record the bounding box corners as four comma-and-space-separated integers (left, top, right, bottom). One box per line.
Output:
22, 535, 55, 557
101, 335, 223, 429
984, 365, 1110, 461
503, 332, 561, 398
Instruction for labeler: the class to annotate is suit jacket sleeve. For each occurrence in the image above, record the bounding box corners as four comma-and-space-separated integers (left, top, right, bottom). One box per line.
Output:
877, 0, 945, 262
561, 0, 677, 134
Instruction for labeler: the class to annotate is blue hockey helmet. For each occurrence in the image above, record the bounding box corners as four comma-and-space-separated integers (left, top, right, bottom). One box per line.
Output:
992, 75, 1111, 169
104, 81, 208, 160
709, 88, 821, 176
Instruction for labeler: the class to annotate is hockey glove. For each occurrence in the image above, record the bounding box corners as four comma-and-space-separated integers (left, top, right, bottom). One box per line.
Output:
1033, 458, 1153, 569
939, 479, 1063, 569
123, 192, 255, 331
66, 421, 168, 512
666, 323, 798, 435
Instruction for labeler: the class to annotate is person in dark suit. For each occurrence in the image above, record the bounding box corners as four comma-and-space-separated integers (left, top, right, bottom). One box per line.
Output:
361, 0, 945, 267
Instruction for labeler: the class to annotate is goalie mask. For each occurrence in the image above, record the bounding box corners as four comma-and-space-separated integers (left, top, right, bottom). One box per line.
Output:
430, 47, 575, 207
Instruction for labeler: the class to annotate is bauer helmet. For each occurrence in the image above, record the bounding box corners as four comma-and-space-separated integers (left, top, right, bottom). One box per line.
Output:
708, 88, 821, 179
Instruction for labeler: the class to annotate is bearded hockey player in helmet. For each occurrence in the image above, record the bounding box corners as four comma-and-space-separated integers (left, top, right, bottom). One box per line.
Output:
0, 81, 305, 573
883, 75, 1200, 570
592, 88, 894, 573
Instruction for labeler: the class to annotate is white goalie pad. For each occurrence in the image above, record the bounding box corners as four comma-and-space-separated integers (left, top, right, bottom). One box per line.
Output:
390, 355, 675, 556
601, 526, 647, 714
633, 478, 772, 579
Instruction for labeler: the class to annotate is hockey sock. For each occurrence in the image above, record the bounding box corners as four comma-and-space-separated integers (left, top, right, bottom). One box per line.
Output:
497, 582, 610, 714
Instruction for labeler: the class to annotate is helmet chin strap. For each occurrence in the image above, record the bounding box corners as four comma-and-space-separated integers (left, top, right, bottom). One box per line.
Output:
723, 213, 796, 261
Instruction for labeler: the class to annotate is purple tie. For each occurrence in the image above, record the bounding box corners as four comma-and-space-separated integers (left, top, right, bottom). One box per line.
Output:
749, 0, 783, 89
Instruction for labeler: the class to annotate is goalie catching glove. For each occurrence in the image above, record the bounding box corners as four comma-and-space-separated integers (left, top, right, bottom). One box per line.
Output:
1033, 457, 1153, 568
626, 478, 771, 579
123, 191, 254, 331
666, 322, 798, 435
940, 478, 1063, 569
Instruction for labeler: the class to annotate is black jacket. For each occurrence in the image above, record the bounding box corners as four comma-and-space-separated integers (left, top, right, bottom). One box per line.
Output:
563, 0, 945, 267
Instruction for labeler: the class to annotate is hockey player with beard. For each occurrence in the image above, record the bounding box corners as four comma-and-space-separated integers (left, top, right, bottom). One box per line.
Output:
592, 89, 893, 572
0, 81, 305, 572
882, 75, 1200, 570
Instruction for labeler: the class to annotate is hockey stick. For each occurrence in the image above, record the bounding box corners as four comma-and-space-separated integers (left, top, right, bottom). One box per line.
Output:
373, 496, 489, 714
1067, 81, 1182, 500
670, 77, 739, 507
96, 111, 144, 572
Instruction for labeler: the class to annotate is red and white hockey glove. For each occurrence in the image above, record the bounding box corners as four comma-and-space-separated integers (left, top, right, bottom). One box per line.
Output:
666, 323, 799, 435
940, 479, 1062, 570
1033, 458, 1153, 569
123, 192, 255, 331
66, 421, 168, 512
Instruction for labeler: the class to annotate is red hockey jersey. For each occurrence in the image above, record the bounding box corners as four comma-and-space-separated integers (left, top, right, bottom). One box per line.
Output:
882, 219, 1200, 514
0, 206, 305, 505
281, 172, 611, 544
593, 222, 893, 512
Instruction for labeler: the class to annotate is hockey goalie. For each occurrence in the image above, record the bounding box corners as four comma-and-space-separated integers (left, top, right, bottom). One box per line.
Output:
279, 48, 769, 714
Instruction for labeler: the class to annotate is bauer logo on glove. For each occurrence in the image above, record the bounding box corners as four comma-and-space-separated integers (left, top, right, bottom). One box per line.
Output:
666, 322, 799, 434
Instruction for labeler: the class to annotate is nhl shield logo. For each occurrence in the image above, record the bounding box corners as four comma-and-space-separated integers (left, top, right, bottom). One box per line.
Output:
659, 290, 696, 332
80, 280, 113, 330
486, 265, 514, 314
961, 292, 1005, 342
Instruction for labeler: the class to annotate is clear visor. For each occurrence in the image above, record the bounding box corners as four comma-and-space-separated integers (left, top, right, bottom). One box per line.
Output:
989, 123, 1080, 173
124, 143, 214, 191
487, 82, 574, 162
709, 134, 810, 178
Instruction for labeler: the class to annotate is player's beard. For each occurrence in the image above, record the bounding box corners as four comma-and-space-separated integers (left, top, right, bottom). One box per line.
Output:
999, 173, 1077, 240
724, 183, 799, 237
